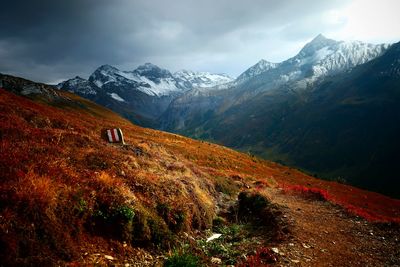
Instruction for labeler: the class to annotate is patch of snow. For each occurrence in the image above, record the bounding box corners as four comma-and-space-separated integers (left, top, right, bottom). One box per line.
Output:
108, 93, 125, 102
174, 70, 234, 89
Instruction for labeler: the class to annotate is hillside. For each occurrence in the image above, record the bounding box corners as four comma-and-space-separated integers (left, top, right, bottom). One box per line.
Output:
161, 38, 400, 198
1, 76, 400, 266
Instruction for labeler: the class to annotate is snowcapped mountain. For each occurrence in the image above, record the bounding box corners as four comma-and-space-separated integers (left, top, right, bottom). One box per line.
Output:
218, 34, 390, 95
60, 63, 235, 98
161, 34, 392, 133
174, 70, 234, 89
235, 59, 278, 84
282, 34, 390, 86
57, 63, 234, 126
87, 63, 186, 97
57, 76, 99, 95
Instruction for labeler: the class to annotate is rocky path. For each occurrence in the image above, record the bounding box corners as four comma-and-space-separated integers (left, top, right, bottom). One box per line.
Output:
263, 188, 400, 266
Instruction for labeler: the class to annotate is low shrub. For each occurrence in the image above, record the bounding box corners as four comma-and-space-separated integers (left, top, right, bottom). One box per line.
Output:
233, 191, 290, 240
213, 176, 239, 196
157, 203, 187, 232
89, 204, 136, 242
164, 251, 201, 267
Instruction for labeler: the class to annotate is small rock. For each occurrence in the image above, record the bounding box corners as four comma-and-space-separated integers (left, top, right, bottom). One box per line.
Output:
302, 243, 311, 249
272, 247, 279, 254
291, 259, 300, 263
211, 257, 222, 264
288, 243, 295, 247
104, 255, 114, 260
206, 233, 222, 242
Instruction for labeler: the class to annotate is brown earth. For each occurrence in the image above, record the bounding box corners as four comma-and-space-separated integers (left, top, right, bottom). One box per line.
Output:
262, 188, 400, 267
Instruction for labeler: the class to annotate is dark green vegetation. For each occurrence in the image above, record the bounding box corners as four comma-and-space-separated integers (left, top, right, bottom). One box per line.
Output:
164, 251, 201, 267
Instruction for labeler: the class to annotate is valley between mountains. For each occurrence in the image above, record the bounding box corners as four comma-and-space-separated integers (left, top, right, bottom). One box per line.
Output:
0, 72, 399, 266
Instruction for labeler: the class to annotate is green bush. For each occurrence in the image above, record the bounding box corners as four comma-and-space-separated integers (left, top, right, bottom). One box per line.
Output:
164, 251, 201, 267
115, 205, 135, 221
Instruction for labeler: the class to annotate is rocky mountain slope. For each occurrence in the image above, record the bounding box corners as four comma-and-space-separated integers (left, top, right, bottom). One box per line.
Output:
1, 74, 400, 266
161, 35, 390, 131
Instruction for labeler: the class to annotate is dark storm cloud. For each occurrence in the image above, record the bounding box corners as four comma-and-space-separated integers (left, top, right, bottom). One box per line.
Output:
0, 0, 350, 83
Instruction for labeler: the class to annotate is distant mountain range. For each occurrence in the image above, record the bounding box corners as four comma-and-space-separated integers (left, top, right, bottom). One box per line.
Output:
57, 63, 233, 126
41, 35, 400, 197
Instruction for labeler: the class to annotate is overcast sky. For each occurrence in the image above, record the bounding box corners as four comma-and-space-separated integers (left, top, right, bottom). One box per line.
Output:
1, 0, 400, 83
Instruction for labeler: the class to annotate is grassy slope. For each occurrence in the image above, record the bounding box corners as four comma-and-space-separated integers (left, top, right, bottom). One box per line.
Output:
0, 88, 399, 265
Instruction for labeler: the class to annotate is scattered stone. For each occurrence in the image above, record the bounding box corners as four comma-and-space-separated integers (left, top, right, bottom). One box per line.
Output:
289, 243, 295, 247
104, 255, 114, 260
211, 257, 222, 264
291, 259, 300, 263
302, 243, 311, 249
272, 247, 279, 254
206, 233, 222, 242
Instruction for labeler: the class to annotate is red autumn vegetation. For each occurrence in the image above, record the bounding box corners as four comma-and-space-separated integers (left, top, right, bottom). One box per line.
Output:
1, 87, 400, 265
237, 247, 278, 267
281, 184, 400, 223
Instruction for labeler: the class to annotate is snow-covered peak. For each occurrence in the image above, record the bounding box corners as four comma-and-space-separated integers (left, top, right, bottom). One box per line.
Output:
282, 35, 390, 81
58, 76, 99, 95
231, 35, 390, 94
89, 65, 121, 87
236, 59, 279, 83
96, 64, 119, 73
174, 70, 234, 89
297, 34, 338, 58
86, 63, 185, 96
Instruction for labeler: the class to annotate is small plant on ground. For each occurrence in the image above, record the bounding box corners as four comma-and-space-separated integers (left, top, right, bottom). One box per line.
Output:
213, 176, 239, 196
236, 247, 278, 267
164, 248, 202, 267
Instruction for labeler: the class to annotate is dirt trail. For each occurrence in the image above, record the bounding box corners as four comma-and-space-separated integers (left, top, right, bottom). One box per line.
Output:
263, 188, 400, 266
